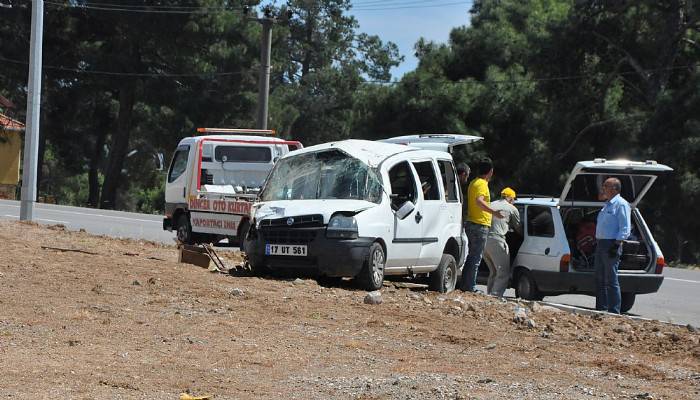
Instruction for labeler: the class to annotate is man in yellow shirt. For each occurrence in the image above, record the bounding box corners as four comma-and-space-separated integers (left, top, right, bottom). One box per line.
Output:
460, 157, 504, 292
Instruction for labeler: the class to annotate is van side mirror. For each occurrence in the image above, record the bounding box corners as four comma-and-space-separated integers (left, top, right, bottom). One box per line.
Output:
395, 201, 415, 220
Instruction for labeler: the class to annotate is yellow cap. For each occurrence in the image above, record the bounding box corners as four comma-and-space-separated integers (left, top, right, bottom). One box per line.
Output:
501, 187, 516, 199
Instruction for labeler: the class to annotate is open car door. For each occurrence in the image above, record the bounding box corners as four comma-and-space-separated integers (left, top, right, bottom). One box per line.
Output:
379, 134, 482, 153
560, 159, 673, 208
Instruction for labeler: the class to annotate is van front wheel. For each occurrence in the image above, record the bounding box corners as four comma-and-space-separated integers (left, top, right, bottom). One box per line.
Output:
356, 243, 385, 291
429, 254, 457, 293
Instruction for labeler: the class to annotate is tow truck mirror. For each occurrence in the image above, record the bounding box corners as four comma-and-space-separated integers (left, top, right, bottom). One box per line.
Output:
395, 201, 415, 220
154, 152, 164, 171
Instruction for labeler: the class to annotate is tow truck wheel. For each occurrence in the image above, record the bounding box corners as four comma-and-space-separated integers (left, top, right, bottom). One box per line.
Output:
176, 214, 194, 245
620, 293, 636, 313
237, 219, 251, 251
515, 270, 543, 301
357, 242, 385, 291
429, 254, 457, 293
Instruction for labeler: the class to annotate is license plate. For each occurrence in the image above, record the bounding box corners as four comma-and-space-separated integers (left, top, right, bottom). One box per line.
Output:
265, 244, 307, 256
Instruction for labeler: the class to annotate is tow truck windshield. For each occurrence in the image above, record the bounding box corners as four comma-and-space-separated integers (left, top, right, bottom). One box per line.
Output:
260, 149, 383, 203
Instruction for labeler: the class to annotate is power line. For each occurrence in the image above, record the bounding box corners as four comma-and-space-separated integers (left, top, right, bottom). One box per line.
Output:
1, 55, 695, 83
40, 0, 474, 14
352, 0, 455, 5
44, 1, 244, 14
0, 55, 247, 77
63, 1, 233, 10
353, 1, 473, 11
360, 63, 699, 85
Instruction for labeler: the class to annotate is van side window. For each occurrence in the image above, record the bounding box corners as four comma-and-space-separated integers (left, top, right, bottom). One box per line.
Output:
388, 162, 418, 209
412, 161, 440, 200
438, 160, 459, 202
527, 206, 555, 237
168, 146, 189, 183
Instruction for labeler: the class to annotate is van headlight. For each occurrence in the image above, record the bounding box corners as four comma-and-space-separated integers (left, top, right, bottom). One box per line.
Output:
326, 214, 358, 239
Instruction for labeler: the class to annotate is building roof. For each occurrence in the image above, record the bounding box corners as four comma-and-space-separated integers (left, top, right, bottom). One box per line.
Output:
0, 113, 25, 132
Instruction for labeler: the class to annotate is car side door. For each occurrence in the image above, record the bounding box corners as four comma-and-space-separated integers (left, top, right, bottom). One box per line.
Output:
515, 205, 562, 273
413, 158, 455, 267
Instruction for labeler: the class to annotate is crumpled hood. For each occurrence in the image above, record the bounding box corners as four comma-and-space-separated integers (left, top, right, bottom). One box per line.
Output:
252, 199, 377, 225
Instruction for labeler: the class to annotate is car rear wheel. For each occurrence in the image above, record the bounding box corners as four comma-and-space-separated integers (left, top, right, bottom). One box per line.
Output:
515, 270, 543, 301
356, 242, 385, 291
621, 293, 636, 313
429, 254, 457, 293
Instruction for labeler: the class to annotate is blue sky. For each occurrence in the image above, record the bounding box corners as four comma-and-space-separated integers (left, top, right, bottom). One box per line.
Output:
349, 1, 474, 79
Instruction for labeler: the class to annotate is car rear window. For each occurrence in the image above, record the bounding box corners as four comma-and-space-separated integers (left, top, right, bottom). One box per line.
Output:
215, 146, 272, 163
565, 174, 652, 203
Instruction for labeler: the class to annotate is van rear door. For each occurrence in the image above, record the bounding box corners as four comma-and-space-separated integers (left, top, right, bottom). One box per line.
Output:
560, 159, 673, 207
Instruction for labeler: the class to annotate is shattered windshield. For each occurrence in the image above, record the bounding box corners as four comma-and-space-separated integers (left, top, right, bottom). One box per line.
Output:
261, 149, 383, 203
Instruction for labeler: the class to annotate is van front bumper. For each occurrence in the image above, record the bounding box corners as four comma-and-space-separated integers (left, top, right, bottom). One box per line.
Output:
244, 227, 375, 277
531, 270, 664, 295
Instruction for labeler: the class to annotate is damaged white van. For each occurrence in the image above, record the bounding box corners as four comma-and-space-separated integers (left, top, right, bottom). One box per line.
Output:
243, 136, 481, 292
487, 159, 672, 312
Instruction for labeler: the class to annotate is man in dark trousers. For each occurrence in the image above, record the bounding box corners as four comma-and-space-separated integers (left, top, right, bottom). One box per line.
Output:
595, 177, 631, 314
460, 158, 503, 292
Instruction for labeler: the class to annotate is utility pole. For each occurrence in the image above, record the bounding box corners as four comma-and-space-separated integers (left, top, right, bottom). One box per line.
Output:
257, 17, 273, 130
245, 6, 290, 130
20, 0, 44, 221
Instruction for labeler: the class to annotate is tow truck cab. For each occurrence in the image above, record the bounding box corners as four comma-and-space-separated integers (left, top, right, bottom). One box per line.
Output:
163, 128, 303, 245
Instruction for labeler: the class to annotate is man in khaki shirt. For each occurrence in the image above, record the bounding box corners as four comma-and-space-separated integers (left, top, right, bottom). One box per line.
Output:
483, 187, 521, 297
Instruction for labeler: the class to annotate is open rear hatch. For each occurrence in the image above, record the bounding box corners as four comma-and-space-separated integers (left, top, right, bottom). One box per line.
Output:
560, 159, 673, 208
560, 159, 672, 272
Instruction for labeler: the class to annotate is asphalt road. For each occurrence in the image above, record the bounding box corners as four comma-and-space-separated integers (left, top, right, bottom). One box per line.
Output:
0, 199, 175, 244
2, 199, 698, 326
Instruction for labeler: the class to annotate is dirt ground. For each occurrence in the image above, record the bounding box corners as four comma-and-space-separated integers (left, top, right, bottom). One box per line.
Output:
1, 221, 698, 399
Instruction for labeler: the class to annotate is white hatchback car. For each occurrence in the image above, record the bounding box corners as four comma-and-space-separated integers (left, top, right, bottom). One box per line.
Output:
243, 136, 480, 292
479, 159, 672, 312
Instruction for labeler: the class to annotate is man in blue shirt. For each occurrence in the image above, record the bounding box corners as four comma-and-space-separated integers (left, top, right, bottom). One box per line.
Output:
595, 177, 631, 314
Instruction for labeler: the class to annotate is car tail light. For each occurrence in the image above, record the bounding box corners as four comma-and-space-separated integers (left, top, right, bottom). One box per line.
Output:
560, 253, 571, 272
655, 256, 665, 274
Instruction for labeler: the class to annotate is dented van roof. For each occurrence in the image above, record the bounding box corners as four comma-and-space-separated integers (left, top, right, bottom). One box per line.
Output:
284, 139, 416, 167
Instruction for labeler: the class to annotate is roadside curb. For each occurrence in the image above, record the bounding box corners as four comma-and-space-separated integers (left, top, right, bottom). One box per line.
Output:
503, 297, 690, 328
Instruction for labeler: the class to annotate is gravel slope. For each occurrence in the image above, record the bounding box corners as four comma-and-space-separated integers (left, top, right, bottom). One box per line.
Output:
1, 221, 698, 399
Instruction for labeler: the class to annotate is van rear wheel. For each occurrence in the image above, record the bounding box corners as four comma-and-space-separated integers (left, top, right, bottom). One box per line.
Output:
621, 293, 636, 313
515, 270, 543, 301
429, 254, 457, 293
356, 242, 385, 291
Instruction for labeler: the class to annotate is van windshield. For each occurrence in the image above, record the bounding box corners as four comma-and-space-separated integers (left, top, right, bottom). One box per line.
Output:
261, 149, 383, 203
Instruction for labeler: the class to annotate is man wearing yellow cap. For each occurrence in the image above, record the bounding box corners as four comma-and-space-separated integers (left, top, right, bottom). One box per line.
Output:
483, 187, 521, 297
